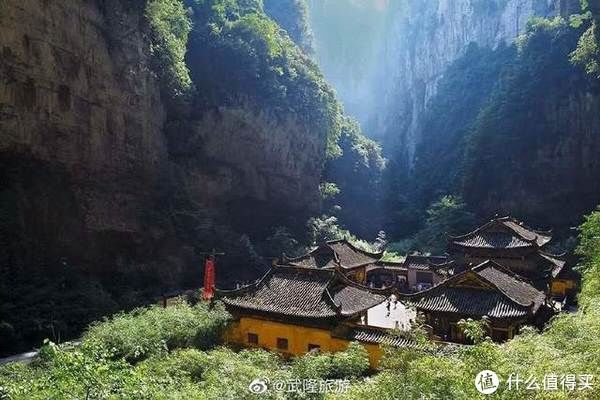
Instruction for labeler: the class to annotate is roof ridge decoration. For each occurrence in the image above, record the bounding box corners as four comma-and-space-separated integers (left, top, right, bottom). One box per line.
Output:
283, 243, 330, 262
538, 250, 567, 260
375, 259, 405, 266
274, 263, 337, 276
323, 287, 343, 314
472, 259, 525, 281
214, 267, 274, 295
405, 254, 453, 267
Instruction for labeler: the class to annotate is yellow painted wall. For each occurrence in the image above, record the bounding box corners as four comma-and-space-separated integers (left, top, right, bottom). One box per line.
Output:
551, 279, 575, 297
225, 317, 383, 368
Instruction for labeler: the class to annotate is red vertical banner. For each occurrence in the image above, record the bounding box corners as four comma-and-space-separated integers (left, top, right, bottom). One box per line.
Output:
203, 256, 215, 300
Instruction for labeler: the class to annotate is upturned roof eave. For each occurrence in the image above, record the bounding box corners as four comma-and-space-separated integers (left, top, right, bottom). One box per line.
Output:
448, 216, 552, 247
398, 260, 542, 310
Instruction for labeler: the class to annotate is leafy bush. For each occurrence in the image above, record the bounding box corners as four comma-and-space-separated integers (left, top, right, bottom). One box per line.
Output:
575, 205, 600, 308
291, 342, 369, 381
330, 342, 370, 379
185, 0, 344, 158
307, 215, 351, 244
570, 0, 600, 78
291, 350, 334, 380
83, 300, 231, 362
403, 195, 475, 254
332, 206, 600, 399
0, 341, 133, 400
146, 0, 193, 98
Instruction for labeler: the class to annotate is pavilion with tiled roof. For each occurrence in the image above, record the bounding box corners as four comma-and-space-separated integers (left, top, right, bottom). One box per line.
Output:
401, 260, 549, 342
281, 238, 384, 283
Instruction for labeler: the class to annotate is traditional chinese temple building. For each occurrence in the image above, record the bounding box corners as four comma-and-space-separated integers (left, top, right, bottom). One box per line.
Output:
216, 264, 419, 367
281, 239, 383, 284
203, 216, 578, 353
401, 260, 549, 342
447, 216, 577, 297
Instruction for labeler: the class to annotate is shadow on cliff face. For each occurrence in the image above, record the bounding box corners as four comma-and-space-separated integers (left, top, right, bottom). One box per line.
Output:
0, 154, 115, 355
0, 151, 311, 355
0, 153, 199, 355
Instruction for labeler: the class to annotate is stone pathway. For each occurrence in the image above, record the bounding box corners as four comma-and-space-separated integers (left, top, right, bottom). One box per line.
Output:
365, 296, 415, 330
0, 351, 37, 365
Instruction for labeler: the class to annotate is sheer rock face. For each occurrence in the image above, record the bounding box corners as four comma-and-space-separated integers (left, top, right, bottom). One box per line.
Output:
310, 0, 575, 162
0, 0, 166, 235
368, 0, 572, 163
0, 0, 322, 281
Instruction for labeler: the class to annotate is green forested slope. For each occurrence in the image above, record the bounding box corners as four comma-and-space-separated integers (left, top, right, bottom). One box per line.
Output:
392, 4, 600, 235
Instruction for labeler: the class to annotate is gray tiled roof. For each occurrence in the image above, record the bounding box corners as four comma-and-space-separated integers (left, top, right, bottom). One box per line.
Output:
217, 266, 386, 319
404, 255, 451, 270
403, 261, 545, 319
476, 264, 545, 309
537, 252, 566, 278
452, 232, 532, 249
347, 326, 423, 348
408, 288, 531, 318
284, 239, 382, 269
450, 217, 552, 249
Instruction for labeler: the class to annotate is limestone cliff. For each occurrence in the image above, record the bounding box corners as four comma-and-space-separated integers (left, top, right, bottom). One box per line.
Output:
0, 0, 168, 267
0, 0, 325, 305
309, 0, 579, 162
370, 0, 579, 163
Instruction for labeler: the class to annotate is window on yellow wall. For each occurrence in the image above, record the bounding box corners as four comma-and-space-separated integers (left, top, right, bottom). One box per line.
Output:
276, 337, 288, 350
248, 333, 258, 345
308, 343, 320, 352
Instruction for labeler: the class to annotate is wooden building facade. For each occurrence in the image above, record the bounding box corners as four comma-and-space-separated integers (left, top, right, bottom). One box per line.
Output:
402, 261, 548, 342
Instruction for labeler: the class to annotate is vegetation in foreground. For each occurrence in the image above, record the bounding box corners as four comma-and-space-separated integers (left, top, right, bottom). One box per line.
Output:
0, 300, 369, 399
3, 206, 600, 399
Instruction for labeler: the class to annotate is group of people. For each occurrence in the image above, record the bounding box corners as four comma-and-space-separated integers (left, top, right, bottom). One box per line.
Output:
385, 295, 399, 317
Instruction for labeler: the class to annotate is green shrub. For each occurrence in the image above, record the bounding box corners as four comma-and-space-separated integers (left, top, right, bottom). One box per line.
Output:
291, 342, 369, 381
291, 350, 334, 380
83, 300, 231, 362
330, 342, 369, 379
145, 0, 193, 98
